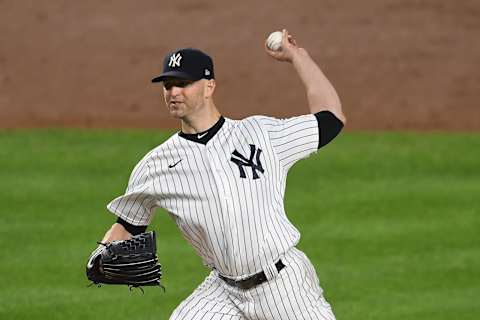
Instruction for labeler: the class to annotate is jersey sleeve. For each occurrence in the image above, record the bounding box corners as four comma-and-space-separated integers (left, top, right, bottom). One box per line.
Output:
257, 114, 320, 171
106, 157, 158, 226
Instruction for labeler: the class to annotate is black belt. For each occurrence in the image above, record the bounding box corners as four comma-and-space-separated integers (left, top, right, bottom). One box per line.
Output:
219, 259, 285, 290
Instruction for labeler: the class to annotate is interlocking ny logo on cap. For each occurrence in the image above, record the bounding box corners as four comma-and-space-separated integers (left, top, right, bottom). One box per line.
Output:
169, 53, 182, 68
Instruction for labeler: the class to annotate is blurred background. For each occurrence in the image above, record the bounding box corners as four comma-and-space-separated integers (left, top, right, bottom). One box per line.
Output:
1, 1, 479, 319
1, 0, 479, 130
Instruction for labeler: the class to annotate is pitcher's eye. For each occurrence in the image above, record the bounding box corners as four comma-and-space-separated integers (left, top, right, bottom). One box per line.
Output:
163, 79, 194, 90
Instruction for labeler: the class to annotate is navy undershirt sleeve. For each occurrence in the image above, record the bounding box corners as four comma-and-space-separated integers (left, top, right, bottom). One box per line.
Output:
314, 111, 344, 149
116, 217, 148, 235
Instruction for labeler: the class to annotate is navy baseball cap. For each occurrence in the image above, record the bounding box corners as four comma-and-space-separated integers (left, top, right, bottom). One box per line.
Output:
151, 48, 214, 83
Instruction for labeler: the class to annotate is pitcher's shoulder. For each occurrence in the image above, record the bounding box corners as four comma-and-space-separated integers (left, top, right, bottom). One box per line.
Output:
234, 115, 280, 128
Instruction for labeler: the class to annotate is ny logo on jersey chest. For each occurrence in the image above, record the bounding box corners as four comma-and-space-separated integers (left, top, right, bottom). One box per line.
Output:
230, 144, 265, 180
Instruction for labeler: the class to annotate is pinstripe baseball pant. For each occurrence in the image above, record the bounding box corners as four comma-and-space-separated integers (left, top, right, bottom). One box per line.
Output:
170, 247, 336, 320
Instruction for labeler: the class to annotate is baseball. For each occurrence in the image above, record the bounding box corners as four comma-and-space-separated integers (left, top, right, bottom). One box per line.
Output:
266, 31, 283, 51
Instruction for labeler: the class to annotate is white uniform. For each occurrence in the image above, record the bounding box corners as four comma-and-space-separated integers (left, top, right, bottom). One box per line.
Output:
108, 114, 336, 320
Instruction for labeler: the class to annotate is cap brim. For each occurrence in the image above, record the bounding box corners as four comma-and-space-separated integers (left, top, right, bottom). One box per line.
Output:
151, 71, 197, 83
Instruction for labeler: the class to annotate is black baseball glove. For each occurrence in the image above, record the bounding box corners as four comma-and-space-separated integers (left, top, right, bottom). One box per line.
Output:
86, 231, 163, 289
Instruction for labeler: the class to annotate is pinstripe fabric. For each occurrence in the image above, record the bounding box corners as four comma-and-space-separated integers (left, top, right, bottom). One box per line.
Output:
107, 114, 337, 319
170, 271, 245, 320
242, 247, 335, 320
107, 115, 320, 277
170, 247, 335, 320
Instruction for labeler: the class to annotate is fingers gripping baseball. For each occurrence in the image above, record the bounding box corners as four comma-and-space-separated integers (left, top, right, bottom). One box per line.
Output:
265, 29, 301, 63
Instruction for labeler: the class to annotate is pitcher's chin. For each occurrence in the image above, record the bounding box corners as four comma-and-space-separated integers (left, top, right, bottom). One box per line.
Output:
168, 108, 184, 119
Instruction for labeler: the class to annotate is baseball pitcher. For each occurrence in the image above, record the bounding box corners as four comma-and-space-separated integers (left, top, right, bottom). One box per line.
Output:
87, 29, 346, 319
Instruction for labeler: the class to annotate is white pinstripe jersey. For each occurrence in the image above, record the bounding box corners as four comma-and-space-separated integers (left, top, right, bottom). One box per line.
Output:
107, 114, 320, 278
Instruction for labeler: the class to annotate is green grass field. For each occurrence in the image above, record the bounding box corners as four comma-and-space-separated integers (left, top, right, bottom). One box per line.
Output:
1, 129, 479, 319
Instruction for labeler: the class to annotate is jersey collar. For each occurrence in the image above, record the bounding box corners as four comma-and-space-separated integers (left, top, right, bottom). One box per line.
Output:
178, 116, 225, 145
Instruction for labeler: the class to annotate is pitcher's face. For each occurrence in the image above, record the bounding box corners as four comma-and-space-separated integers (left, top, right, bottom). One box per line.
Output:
163, 78, 210, 119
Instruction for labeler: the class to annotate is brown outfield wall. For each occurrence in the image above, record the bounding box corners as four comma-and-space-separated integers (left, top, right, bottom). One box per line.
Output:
0, 0, 479, 131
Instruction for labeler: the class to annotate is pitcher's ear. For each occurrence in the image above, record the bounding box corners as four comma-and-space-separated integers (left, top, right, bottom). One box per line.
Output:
205, 79, 216, 97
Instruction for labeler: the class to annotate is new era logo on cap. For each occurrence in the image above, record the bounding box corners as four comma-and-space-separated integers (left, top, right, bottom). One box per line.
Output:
152, 48, 215, 83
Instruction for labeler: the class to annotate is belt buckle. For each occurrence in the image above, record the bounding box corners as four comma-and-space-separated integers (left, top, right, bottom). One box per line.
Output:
220, 273, 257, 290
235, 278, 251, 290
221, 259, 285, 290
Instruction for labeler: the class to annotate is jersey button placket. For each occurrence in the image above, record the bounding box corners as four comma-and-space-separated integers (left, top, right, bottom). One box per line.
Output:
205, 147, 234, 274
